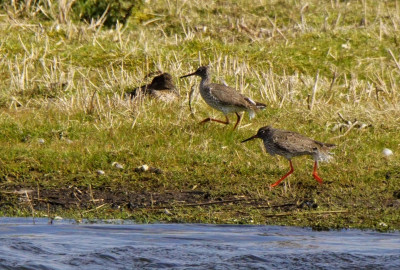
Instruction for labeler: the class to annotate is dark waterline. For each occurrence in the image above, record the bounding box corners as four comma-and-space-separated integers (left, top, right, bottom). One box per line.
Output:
0, 218, 399, 269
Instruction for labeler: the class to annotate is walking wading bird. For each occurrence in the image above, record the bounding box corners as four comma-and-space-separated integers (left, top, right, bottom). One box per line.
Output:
126, 73, 179, 102
241, 126, 336, 187
180, 66, 266, 130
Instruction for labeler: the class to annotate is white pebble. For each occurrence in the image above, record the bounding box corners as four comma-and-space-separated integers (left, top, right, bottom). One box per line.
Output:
96, 170, 105, 175
341, 43, 351, 49
112, 162, 124, 169
140, 164, 149, 171
382, 148, 393, 157
38, 138, 45, 144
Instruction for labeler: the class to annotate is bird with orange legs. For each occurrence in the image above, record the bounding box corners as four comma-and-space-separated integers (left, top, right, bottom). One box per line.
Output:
181, 66, 266, 130
242, 126, 335, 187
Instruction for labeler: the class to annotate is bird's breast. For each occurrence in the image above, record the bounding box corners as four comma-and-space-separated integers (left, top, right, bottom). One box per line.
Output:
199, 86, 223, 110
263, 140, 278, 156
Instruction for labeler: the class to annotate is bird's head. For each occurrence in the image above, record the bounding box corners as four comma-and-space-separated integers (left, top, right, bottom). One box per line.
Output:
241, 126, 273, 143
150, 73, 175, 90
180, 65, 210, 79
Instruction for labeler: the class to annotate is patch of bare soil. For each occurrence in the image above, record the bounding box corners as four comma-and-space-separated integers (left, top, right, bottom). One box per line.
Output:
6, 186, 316, 214
23, 187, 216, 212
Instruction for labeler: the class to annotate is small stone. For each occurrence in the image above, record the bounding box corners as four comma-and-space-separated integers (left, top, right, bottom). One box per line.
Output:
134, 164, 163, 174
135, 164, 149, 172
96, 170, 105, 175
341, 43, 351, 49
112, 162, 124, 169
378, 222, 388, 227
54, 216, 63, 220
38, 138, 45, 144
382, 148, 393, 157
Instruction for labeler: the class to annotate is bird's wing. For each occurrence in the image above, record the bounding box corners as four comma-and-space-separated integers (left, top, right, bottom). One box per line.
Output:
314, 140, 336, 149
272, 131, 317, 154
208, 83, 254, 108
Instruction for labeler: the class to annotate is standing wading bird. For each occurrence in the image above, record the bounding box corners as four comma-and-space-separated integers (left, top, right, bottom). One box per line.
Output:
180, 66, 266, 130
241, 126, 336, 188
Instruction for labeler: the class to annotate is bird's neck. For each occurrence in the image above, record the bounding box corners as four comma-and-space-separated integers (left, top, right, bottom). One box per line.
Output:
200, 74, 211, 87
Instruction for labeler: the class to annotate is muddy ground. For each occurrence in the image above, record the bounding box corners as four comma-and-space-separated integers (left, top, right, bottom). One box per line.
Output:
1, 185, 400, 230
2, 186, 307, 215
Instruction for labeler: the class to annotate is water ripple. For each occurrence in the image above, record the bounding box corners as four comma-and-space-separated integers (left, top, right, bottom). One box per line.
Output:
0, 218, 398, 269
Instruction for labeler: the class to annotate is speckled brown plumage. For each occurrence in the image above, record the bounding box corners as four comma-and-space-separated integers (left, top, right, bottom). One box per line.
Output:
242, 126, 336, 187
181, 66, 266, 130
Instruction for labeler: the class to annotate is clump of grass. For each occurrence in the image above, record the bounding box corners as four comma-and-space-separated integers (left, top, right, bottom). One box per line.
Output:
0, 0, 399, 230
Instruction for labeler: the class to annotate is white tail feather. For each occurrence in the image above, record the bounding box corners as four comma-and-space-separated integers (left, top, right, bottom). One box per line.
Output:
315, 152, 334, 162
248, 109, 255, 119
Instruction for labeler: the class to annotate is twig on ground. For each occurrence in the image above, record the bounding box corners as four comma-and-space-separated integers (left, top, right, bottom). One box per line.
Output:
264, 209, 348, 217
82, 203, 108, 214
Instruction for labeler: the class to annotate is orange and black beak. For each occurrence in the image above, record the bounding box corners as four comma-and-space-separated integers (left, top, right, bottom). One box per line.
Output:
180, 71, 197, 78
241, 134, 259, 143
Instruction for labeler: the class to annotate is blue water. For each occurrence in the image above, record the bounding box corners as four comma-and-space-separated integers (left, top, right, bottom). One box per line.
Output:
0, 218, 399, 269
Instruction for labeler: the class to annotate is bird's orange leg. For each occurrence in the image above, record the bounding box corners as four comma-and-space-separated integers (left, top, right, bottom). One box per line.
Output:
312, 161, 323, 185
271, 160, 294, 188
200, 115, 229, 125
232, 112, 242, 130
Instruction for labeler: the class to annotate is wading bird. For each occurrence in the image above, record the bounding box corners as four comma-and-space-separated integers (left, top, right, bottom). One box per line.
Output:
242, 125, 335, 187
126, 73, 179, 102
180, 66, 266, 130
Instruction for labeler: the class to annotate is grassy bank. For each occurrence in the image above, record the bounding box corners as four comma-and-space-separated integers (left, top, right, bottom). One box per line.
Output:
0, 0, 400, 230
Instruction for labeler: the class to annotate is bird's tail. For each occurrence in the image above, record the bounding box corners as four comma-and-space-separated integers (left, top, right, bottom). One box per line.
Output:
315, 143, 336, 162
316, 152, 334, 162
248, 109, 256, 120
255, 101, 267, 110
244, 97, 267, 110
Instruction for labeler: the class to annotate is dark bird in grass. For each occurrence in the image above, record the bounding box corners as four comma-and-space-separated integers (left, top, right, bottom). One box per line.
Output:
126, 72, 179, 102
180, 66, 266, 130
241, 126, 336, 187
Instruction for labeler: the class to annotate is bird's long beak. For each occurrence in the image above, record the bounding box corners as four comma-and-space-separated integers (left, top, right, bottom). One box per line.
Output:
180, 72, 196, 78
241, 134, 259, 143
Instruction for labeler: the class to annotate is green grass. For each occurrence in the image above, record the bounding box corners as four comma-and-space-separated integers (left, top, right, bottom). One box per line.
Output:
0, 0, 399, 230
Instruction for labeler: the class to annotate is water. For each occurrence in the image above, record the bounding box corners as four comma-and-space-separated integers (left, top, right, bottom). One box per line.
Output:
0, 218, 399, 269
